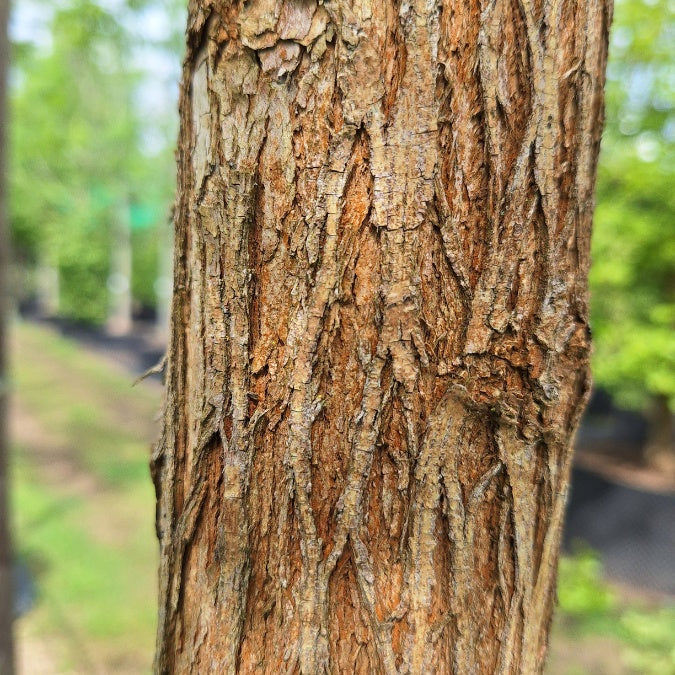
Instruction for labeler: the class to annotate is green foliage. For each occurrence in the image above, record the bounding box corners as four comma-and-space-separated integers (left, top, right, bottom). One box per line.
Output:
9, 0, 180, 323
620, 608, 675, 674
558, 548, 616, 619
590, 0, 675, 410
557, 548, 675, 673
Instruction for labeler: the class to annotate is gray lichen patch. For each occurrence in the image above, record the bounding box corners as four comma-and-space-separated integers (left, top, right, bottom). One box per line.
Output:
258, 40, 302, 77
190, 50, 211, 188
277, 0, 316, 41
239, 0, 330, 54
297, 6, 330, 46
238, 0, 280, 49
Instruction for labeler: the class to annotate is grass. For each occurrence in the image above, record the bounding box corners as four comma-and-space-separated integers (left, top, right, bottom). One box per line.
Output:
550, 548, 675, 674
12, 321, 158, 487
10, 320, 160, 673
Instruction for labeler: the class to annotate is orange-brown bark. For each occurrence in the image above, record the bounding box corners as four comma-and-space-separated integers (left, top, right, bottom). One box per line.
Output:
153, 0, 611, 672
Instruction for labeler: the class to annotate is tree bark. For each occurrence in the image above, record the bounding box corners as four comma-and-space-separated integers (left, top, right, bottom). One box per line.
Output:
0, 0, 15, 670
153, 0, 611, 672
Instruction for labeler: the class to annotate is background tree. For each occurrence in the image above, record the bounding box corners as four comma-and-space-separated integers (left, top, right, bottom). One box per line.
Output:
1, 0, 15, 670
589, 0, 674, 457
10, 0, 179, 326
153, 0, 611, 672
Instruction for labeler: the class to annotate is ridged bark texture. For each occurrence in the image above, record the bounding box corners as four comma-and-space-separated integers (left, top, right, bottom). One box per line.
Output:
153, 0, 611, 672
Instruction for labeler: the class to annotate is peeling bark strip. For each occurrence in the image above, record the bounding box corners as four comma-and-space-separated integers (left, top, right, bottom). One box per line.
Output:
153, 0, 611, 672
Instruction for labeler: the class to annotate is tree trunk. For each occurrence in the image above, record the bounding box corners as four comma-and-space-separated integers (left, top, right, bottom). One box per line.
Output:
153, 0, 611, 672
0, 0, 15, 670
644, 393, 674, 468
35, 253, 60, 318
107, 201, 133, 336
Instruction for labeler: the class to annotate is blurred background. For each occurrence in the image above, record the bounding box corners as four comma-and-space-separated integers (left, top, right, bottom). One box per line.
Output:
2, 0, 674, 672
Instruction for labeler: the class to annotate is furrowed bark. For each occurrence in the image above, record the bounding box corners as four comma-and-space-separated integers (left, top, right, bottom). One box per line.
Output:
153, 0, 611, 672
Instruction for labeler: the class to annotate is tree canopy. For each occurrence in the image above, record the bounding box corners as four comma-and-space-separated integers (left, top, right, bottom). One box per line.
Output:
10, 0, 181, 323
590, 0, 675, 411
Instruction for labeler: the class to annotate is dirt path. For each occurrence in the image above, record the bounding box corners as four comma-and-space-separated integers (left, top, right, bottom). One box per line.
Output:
15, 624, 64, 675
11, 402, 101, 497
10, 401, 106, 675
9, 321, 160, 674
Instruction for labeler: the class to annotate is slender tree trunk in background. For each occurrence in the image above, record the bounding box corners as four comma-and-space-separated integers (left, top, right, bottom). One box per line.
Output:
0, 0, 16, 671
107, 200, 133, 336
35, 253, 59, 317
644, 394, 674, 466
153, 0, 611, 671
